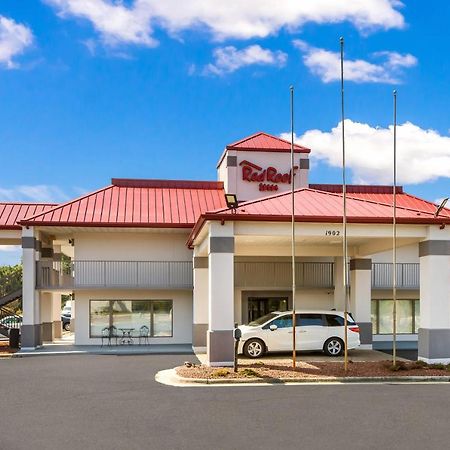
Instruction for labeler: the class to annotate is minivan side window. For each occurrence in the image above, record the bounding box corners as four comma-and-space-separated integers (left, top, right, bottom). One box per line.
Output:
297, 314, 323, 326
269, 315, 293, 329
325, 315, 344, 327
325, 314, 355, 326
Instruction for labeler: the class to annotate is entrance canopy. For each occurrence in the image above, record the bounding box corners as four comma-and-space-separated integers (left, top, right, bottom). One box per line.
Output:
188, 186, 450, 257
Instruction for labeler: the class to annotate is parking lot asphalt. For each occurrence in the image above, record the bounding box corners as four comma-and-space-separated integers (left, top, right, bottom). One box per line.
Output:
1, 354, 450, 450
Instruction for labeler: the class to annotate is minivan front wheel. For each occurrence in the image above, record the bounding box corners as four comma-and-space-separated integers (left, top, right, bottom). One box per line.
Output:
324, 337, 344, 357
243, 339, 266, 358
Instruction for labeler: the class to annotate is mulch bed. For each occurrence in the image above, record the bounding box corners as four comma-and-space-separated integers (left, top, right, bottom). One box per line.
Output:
177, 360, 450, 380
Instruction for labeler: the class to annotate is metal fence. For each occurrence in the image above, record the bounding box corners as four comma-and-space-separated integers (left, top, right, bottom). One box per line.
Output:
372, 263, 419, 289
36, 260, 193, 290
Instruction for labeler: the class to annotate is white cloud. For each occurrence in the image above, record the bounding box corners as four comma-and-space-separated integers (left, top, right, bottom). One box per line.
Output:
281, 120, 450, 185
45, 0, 405, 47
203, 45, 287, 76
0, 185, 70, 203
294, 40, 417, 84
0, 16, 33, 68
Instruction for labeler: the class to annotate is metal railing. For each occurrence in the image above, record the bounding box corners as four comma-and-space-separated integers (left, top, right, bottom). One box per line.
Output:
235, 262, 334, 288
36, 260, 193, 290
35, 260, 420, 290
372, 263, 419, 289
0, 305, 22, 337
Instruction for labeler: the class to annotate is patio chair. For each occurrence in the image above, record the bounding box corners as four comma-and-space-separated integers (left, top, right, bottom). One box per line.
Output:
139, 325, 150, 345
101, 325, 119, 346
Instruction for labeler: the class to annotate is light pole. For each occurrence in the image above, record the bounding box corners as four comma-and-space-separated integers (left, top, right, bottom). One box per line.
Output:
290, 85, 297, 369
340, 37, 350, 372
392, 90, 398, 367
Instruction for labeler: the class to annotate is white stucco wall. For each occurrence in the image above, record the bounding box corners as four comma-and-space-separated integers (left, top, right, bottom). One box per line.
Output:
74, 231, 192, 261
370, 243, 419, 263
74, 289, 193, 345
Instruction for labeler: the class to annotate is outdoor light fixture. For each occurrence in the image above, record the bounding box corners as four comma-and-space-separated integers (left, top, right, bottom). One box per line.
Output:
225, 193, 239, 210
435, 198, 449, 217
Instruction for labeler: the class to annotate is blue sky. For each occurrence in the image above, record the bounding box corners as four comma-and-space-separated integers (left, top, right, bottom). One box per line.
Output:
0, 1, 449, 263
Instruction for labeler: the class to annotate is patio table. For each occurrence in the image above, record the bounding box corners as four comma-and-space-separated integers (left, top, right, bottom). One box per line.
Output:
118, 328, 135, 345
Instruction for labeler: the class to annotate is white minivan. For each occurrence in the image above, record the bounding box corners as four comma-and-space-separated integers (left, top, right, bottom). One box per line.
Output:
238, 310, 360, 358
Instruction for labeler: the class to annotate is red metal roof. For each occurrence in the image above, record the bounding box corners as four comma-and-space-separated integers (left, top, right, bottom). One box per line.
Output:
188, 188, 450, 247
226, 132, 310, 153
0, 203, 57, 230
309, 184, 450, 217
20, 179, 226, 228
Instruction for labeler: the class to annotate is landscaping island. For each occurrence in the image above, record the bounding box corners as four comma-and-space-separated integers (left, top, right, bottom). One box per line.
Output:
177, 360, 450, 382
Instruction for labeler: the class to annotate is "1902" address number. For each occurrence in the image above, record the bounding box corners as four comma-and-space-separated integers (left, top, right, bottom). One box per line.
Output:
325, 230, 340, 236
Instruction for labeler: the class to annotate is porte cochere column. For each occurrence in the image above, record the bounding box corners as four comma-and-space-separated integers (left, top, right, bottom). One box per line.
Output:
207, 222, 235, 367
349, 258, 373, 348
418, 238, 450, 363
192, 250, 209, 351
21, 227, 42, 349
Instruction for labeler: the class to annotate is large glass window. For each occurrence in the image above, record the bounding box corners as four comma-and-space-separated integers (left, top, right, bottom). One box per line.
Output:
90, 300, 173, 337
152, 301, 173, 337
90, 301, 110, 337
371, 299, 419, 335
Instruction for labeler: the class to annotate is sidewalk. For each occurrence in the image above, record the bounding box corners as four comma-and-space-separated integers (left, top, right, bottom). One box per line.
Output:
15, 343, 194, 357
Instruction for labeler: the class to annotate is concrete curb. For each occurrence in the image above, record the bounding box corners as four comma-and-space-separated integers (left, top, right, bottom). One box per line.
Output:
156, 368, 450, 387
12, 350, 194, 358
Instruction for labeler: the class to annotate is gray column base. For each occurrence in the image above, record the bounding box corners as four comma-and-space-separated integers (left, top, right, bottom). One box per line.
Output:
358, 322, 373, 346
207, 330, 234, 367
53, 321, 62, 339
70, 318, 75, 332
42, 322, 53, 342
193, 324, 208, 347
21, 324, 43, 349
418, 328, 450, 363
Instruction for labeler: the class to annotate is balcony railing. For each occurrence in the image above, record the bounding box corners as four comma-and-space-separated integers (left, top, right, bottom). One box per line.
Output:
36, 260, 193, 290
36, 260, 420, 290
235, 262, 334, 288
372, 263, 419, 289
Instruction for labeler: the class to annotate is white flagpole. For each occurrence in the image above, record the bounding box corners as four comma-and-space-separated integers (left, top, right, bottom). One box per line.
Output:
392, 90, 398, 367
340, 37, 349, 372
290, 85, 297, 369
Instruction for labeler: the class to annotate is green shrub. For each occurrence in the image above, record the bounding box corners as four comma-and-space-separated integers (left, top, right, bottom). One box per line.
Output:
240, 368, 260, 378
428, 363, 446, 370
412, 360, 428, 368
384, 361, 408, 372
211, 368, 230, 378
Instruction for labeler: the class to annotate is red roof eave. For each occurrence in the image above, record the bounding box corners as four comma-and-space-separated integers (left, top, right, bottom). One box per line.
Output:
187, 212, 450, 248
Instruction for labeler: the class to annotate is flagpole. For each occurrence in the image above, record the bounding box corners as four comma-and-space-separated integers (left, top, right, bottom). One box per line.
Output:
290, 85, 297, 369
392, 90, 398, 367
340, 37, 349, 372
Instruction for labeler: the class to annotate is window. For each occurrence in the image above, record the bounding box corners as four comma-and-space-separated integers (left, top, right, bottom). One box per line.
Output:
371, 299, 419, 335
325, 315, 344, 327
89, 300, 173, 338
271, 315, 293, 329
297, 314, 323, 327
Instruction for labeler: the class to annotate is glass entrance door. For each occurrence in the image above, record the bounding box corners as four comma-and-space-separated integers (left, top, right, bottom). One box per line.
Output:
247, 297, 288, 323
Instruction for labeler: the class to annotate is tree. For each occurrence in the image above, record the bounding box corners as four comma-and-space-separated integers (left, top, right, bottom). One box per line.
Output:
0, 264, 22, 298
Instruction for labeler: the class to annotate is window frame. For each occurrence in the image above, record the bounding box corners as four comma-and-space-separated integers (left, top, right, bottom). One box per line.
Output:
89, 299, 173, 338
371, 298, 419, 335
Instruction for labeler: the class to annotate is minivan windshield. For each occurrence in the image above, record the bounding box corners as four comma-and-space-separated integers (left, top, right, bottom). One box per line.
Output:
248, 313, 279, 327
